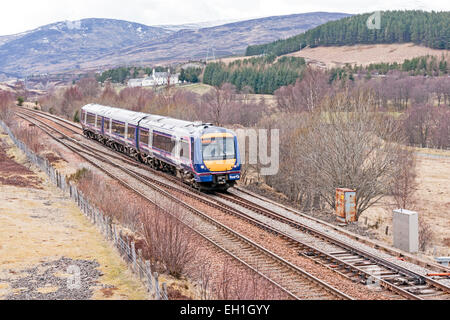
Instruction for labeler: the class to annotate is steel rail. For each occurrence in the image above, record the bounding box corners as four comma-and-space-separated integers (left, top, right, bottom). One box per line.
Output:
15, 112, 352, 300
21, 108, 450, 299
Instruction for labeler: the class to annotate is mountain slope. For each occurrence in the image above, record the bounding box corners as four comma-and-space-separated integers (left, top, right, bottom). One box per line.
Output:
79, 12, 350, 71
0, 12, 350, 76
0, 18, 172, 76
246, 10, 450, 56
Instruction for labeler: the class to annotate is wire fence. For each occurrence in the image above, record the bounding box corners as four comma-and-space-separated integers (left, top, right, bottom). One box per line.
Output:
0, 120, 168, 300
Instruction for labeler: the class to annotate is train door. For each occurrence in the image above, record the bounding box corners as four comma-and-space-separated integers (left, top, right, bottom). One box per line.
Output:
134, 126, 138, 148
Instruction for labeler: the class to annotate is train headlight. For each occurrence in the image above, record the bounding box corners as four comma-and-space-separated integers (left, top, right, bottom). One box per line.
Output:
201, 165, 205, 169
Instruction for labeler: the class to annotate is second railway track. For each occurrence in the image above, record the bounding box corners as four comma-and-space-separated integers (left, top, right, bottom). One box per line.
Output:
17, 108, 450, 300
15, 109, 352, 300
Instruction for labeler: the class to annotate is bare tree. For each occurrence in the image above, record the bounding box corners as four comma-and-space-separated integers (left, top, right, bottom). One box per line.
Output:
196, 260, 213, 300
275, 67, 329, 113
389, 148, 418, 210
99, 82, 119, 106
118, 87, 155, 112
431, 108, 450, 149
76, 78, 100, 98
141, 205, 194, 278
215, 259, 233, 300
265, 90, 408, 219
0, 90, 14, 124
403, 104, 437, 148
429, 77, 450, 106
200, 83, 236, 125
296, 67, 330, 112
10, 122, 42, 153
419, 216, 433, 252
61, 86, 83, 118
77, 170, 142, 230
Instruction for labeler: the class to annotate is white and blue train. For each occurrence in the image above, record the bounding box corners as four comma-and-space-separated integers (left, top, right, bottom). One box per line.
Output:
81, 104, 241, 191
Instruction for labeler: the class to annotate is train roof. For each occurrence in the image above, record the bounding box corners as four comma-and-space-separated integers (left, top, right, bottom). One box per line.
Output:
82, 104, 147, 124
81, 103, 230, 137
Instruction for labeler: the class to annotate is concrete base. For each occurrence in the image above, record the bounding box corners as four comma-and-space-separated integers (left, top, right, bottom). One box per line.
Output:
393, 209, 419, 253
435, 257, 450, 267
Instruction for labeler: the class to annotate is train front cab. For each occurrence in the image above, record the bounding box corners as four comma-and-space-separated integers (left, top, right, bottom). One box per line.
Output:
192, 132, 241, 191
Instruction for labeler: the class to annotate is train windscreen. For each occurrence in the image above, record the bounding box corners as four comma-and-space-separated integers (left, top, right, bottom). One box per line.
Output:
202, 137, 235, 161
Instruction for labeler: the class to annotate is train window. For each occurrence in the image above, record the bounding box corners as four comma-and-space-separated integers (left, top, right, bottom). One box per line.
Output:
180, 140, 190, 159
86, 113, 96, 126
153, 132, 175, 153
96, 116, 102, 129
202, 137, 236, 161
82, 110, 87, 123
111, 121, 125, 137
128, 125, 136, 141
140, 129, 149, 145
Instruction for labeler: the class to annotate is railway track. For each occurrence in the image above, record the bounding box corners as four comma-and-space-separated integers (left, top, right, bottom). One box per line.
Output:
15, 110, 352, 300
213, 192, 450, 300
17, 108, 450, 300
233, 187, 450, 273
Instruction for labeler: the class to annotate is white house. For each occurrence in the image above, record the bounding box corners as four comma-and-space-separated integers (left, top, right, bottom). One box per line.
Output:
128, 78, 143, 87
127, 69, 180, 88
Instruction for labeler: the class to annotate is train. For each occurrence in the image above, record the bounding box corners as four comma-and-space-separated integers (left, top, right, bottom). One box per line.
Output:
80, 104, 241, 191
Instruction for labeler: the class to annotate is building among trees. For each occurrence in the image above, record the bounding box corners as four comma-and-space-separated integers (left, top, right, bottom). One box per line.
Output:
128, 69, 180, 87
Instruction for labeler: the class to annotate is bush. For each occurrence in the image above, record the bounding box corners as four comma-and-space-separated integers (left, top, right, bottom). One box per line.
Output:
68, 168, 90, 183
73, 110, 80, 123
17, 96, 24, 106
10, 122, 41, 153
142, 205, 194, 278
419, 216, 433, 252
0, 90, 15, 123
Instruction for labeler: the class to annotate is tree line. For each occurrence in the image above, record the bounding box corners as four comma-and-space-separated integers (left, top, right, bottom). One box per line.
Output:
246, 10, 450, 56
96, 66, 172, 84
366, 55, 448, 75
330, 55, 449, 78
179, 67, 202, 83
203, 56, 306, 94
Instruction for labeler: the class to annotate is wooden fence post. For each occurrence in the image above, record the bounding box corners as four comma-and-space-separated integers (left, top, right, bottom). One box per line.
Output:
107, 218, 111, 239
107, 219, 111, 240
137, 249, 143, 279
162, 283, 168, 300
101, 213, 105, 234
113, 225, 118, 244
131, 242, 136, 270
145, 260, 153, 292
154, 272, 160, 300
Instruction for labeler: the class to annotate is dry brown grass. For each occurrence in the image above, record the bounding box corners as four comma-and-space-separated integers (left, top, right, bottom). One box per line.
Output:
9, 122, 42, 154
284, 43, 450, 68
0, 132, 148, 300
360, 154, 450, 257
0, 132, 42, 189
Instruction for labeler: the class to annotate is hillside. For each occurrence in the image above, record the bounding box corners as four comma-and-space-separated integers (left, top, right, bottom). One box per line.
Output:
0, 18, 171, 77
246, 10, 450, 56
0, 12, 349, 76
284, 43, 450, 68
83, 12, 349, 69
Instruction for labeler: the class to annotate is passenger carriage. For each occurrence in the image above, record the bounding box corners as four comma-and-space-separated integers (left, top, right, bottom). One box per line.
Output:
80, 104, 241, 191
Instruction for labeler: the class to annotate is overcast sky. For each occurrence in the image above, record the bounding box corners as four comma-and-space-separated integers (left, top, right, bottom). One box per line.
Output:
1, 0, 449, 36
